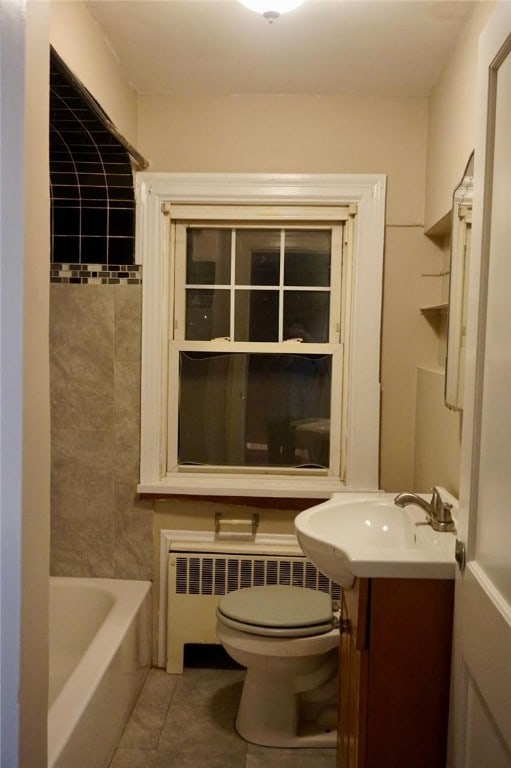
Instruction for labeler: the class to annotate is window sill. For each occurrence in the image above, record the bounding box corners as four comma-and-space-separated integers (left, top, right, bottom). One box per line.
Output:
137, 473, 349, 499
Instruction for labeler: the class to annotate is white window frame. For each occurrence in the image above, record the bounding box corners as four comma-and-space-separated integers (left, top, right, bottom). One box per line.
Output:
136, 173, 386, 498
170, 211, 346, 478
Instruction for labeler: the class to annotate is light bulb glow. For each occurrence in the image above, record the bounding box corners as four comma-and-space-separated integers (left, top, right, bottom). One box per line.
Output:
240, 0, 305, 19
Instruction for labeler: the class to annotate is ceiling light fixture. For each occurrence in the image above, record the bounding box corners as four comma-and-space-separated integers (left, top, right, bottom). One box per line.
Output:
240, 0, 305, 23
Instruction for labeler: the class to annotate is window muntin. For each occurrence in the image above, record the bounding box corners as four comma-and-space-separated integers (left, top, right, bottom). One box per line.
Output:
171, 219, 345, 475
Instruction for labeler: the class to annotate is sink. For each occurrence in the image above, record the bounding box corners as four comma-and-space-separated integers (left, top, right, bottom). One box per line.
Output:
294, 490, 457, 588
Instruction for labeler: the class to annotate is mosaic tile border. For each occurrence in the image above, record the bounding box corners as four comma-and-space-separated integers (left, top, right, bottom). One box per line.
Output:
50, 264, 142, 285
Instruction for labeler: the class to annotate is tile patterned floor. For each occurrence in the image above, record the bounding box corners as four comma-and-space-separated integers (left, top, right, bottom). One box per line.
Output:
109, 667, 337, 768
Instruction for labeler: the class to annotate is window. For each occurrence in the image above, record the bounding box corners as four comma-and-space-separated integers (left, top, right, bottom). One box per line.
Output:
171, 216, 345, 476
137, 174, 385, 498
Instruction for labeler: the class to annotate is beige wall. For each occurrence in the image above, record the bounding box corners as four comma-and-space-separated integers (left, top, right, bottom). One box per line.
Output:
139, 93, 427, 226
412, 1, 494, 494
425, 1, 495, 231
50, 0, 138, 146
20, 2, 51, 766
380, 226, 443, 492
414, 368, 462, 496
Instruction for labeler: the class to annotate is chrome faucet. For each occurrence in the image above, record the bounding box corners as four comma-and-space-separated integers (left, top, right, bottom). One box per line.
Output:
394, 486, 456, 532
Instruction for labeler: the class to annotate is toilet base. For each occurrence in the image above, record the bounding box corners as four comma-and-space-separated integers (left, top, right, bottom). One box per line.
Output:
235, 663, 337, 749
235, 717, 337, 749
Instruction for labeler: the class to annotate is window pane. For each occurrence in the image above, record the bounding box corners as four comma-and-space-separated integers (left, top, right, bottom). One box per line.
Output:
284, 230, 331, 287
185, 289, 230, 340
178, 352, 331, 468
234, 290, 279, 342
186, 228, 231, 284
235, 230, 280, 285
284, 291, 330, 343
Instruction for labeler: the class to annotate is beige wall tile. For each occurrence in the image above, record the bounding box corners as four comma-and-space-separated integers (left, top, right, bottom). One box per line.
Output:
114, 358, 141, 477
50, 284, 114, 430
51, 427, 115, 576
50, 284, 148, 579
115, 285, 142, 362
113, 488, 153, 580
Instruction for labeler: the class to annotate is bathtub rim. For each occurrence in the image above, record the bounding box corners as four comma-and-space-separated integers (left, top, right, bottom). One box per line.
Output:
48, 576, 151, 768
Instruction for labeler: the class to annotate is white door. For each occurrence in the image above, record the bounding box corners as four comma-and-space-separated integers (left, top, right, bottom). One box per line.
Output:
448, 4, 511, 766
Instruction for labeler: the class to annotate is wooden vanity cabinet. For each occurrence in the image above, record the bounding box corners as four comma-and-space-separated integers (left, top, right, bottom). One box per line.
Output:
338, 577, 454, 768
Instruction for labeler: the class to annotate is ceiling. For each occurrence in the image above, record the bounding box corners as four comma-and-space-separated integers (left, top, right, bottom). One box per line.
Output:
84, 0, 477, 97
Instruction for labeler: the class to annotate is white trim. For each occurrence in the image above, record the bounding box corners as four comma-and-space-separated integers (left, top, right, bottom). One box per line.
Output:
142, 472, 348, 498
445, 160, 473, 413
167, 203, 351, 222
137, 173, 386, 497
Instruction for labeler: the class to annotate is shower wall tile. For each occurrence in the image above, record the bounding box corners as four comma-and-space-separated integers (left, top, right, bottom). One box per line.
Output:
50, 280, 153, 581
51, 427, 115, 577
114, 358, 141, 477
115, 285, 142, 361
114, 484, 153, 581
50, 284, 115, 430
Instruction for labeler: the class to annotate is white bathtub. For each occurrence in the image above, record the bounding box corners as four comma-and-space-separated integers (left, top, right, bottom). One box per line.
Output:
48, 577, 152, 768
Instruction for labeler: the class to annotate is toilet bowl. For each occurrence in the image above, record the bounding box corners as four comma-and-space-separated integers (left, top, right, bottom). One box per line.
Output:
216, 585, 339, 748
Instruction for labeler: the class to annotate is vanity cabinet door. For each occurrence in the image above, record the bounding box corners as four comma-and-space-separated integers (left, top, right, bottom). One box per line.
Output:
338, 578, 454, 768
338, 579, 369, 768
365, 579, 454, 768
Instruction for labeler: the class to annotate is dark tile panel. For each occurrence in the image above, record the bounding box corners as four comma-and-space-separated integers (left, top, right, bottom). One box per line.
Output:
109, 209, 135, 237
53, 208, 80, 235
108, 238, 136, 264
49, 48, 135, 267
81, 236, 108, 264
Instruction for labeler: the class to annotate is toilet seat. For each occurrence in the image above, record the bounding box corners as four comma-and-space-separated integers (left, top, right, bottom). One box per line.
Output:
216, 585, 334, 637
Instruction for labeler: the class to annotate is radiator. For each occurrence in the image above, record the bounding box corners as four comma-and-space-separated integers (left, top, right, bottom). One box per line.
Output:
167, 540, 341, 673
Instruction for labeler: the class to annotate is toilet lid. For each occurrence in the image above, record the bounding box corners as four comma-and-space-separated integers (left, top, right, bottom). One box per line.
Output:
217, 585, 333, 637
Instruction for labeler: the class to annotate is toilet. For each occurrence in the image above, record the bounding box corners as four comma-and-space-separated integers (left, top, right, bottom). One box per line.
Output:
216, 585, 339, 748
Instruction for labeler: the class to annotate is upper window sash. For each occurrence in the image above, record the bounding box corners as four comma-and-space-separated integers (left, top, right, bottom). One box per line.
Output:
172, 220, 344, 346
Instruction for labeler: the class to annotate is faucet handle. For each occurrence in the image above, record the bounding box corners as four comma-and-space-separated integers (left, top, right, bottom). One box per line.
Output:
431, 487, 455, 527
431, 486, 451, 509
430, 486, 442, 510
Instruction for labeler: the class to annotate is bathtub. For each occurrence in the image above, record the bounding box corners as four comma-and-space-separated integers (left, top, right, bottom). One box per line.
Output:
48, 577, 152, 768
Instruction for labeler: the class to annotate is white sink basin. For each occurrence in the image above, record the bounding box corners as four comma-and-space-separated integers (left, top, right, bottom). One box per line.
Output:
295, 490, 457, 588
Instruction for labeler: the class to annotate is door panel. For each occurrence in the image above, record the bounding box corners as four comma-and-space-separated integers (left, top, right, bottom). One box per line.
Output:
450, 4, 511, 766
455, 567, 511, 762
475, 29, 511, 605
465, 676, 511, 768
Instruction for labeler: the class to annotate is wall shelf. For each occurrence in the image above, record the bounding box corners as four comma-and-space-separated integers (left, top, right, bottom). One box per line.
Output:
420, 302, 448, 317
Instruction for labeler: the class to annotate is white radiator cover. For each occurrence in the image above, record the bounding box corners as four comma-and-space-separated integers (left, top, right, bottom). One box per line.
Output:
166, 536, 341, 674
